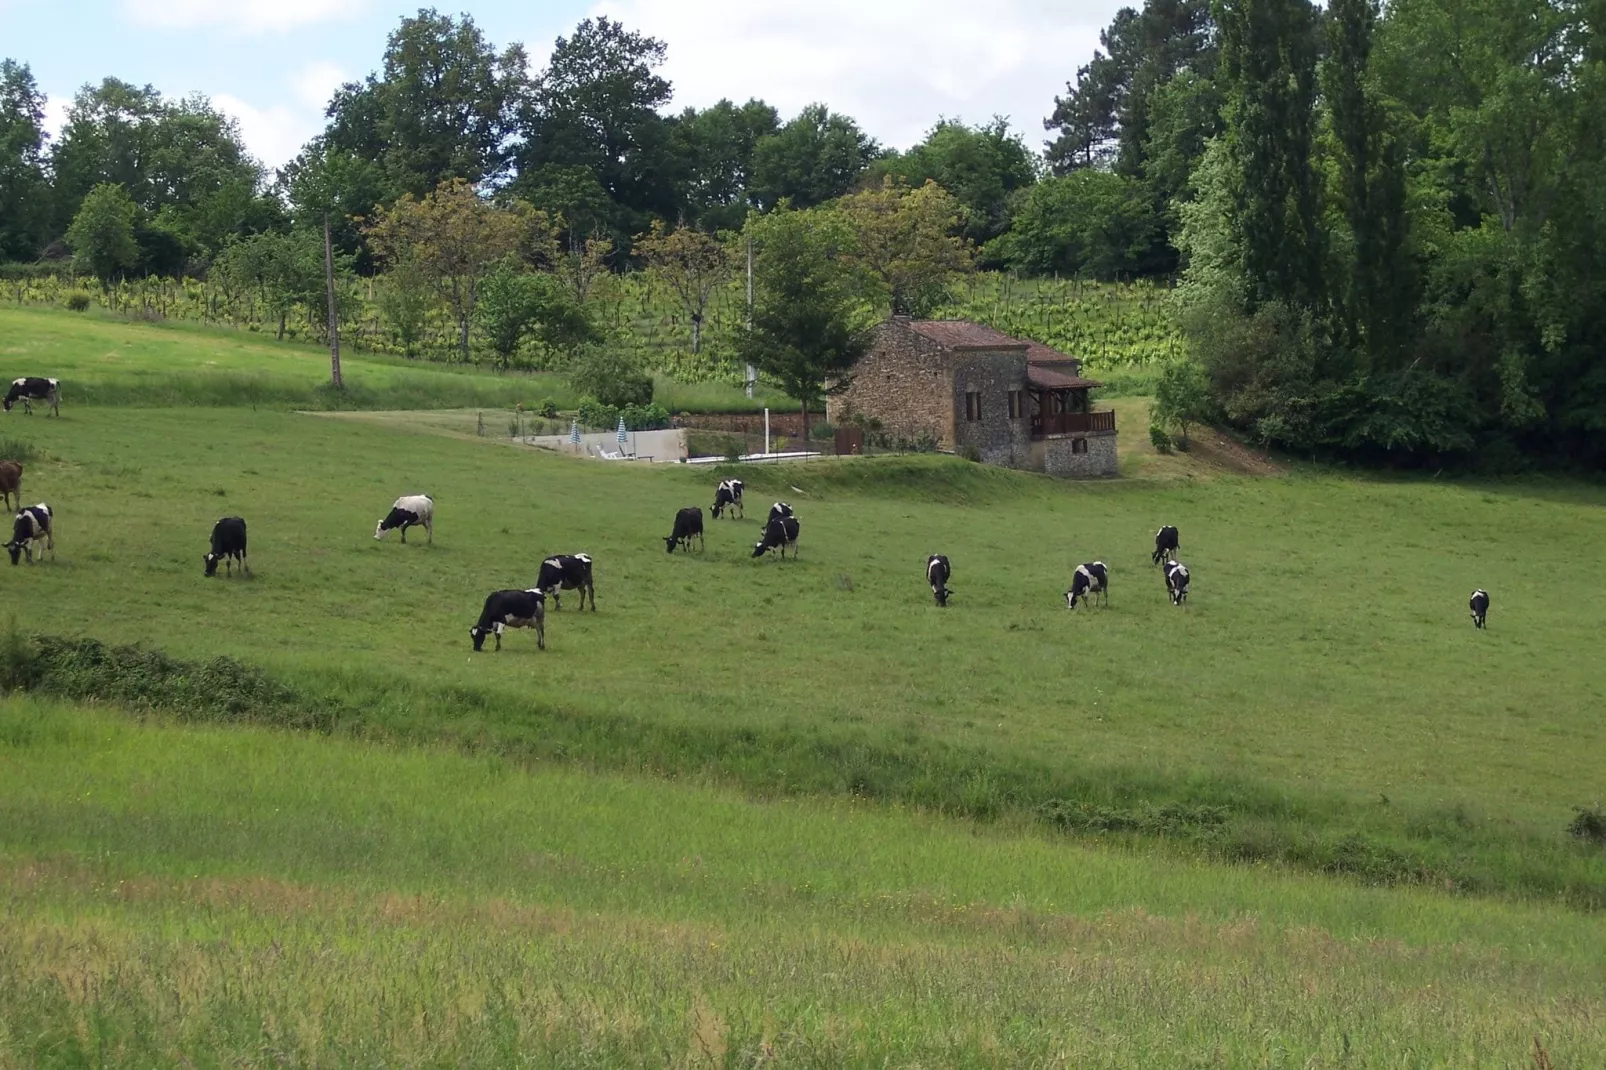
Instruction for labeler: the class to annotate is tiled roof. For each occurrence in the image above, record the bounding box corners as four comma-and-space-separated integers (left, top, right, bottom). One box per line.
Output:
904, 319, 1028, 350
1028, 365, 1103, 391
902, 319, 1082, 372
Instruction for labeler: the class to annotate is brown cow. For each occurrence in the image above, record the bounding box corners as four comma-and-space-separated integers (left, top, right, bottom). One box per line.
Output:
0, 461, 20, 511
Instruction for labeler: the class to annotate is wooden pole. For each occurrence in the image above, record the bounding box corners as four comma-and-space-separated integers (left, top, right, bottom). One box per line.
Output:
324, 213, 343, 390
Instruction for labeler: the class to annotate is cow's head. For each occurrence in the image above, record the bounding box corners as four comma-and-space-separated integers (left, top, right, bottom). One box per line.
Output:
664, 534, 680, 553
373, 518, 389, 540
1065, 587, 1080, 609
204, 552, 221, 577
6, 541, 21, 565
751, 540, 769, 558
1, 399, 10, 413
934, 585, 950, 607
469, 626, 488, 651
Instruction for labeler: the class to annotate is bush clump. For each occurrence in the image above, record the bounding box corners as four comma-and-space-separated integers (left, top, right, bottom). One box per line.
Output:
65, 292, 92, 312
1568, 806, 1606, 845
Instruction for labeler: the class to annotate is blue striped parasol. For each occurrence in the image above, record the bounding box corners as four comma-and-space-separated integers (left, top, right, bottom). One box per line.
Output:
616, 416, 628, 445
569, 419, 581, 445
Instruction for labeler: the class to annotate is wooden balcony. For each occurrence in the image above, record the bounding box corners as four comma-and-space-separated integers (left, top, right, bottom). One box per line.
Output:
1031, 409, 1116, 438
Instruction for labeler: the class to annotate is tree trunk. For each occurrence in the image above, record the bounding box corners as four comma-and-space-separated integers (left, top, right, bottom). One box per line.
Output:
324, 214, 343, 391
692, 313, 702, 354
800, 397, 809, 447
459, 315, 471, 363
276, 310, 286, 341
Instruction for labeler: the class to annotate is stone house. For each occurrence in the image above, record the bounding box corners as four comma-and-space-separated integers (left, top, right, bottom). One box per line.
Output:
827, 317, 1118, 477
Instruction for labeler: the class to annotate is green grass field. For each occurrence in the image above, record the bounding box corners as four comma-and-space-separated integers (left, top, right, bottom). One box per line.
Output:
3, 306, 1606, 1062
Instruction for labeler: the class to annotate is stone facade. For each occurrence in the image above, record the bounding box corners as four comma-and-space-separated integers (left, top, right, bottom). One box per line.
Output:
828, 318, 1119, 478
1037, 432, 1119, 478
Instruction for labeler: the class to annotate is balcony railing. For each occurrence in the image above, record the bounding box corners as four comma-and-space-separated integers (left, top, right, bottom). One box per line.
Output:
1031, 410, 1117, 438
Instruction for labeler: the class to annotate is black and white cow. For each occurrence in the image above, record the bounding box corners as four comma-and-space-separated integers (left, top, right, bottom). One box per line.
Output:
1065, 561, 1109, 609
752, 515, 800, 559
665, 506, 704, 553
1152, 525, 1179, 566
767, 501, 793, 524
711, 479, 744, 519
4, 378, 59, 416
537, 553, 595, 610
375, 494, 433, 543
1164, 560, 1189, 606
927, 554, 951, 607
204, 516, 249, 577
469, 589, 546, 651
6, 503, 53, 565
1469, 588, 1490, 629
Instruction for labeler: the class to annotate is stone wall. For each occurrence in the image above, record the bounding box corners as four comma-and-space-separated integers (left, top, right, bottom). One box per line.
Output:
828, 322, 955, 446
951, 356, 1033, 468
1040, 431, 1119, 478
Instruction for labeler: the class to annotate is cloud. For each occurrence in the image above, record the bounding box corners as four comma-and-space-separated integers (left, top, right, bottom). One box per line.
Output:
591, 0, 1120, 151
211, 60, 346, 170
291, 61, 349, 111
122, 0, 368, 34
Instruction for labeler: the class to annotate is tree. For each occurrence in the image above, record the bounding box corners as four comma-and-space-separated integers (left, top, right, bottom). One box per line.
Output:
516, 17, 678, 241
739, 207, 874, 438
751, 105, 878, 210
376, 253, 435, 356
66, 183, 139, 285
985, 171, 1156, 278
322, 10, 527, 198
554, 234, 613, 305
675, 98, 779, 231
366, 179, 539, 361
281, 140, 389, 271
1323, 0, 1414, 368
0, 59, 50, 261
834, 179, 975, 316
567, 346, 653, 407
477, 258, 597, 367
51, 80, 263, 255
635, 220, 731, 353
212, 230, 325, 339
1214, 0, 1324, 312
871, 119, 1038, 245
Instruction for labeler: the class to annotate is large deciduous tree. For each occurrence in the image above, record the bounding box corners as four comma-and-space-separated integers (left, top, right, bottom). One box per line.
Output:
322, 10, 527, 199
366, 178, 542, 361
65, 183, 139, 285
674, 98, 779, 232
0, 59, 50, 261
750, 104, 878, 210
834, 179, 975, 317
739, 207, 874, 438
872, 119, 1038, 246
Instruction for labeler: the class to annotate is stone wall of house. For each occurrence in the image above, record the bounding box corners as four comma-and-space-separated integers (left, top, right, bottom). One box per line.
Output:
827, 322, 954, 446
951, 356, 1033, 468
1041, 431, 1119, 478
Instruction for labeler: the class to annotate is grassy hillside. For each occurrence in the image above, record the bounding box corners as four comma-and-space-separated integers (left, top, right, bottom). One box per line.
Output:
1, 403, 1603, 904
2, 697, 1599, 1065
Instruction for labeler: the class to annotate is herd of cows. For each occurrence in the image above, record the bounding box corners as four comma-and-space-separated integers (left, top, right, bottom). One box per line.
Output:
3, 377, 1495, 644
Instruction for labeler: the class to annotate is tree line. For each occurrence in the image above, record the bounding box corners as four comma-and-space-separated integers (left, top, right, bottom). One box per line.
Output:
4, 0, 1606, 465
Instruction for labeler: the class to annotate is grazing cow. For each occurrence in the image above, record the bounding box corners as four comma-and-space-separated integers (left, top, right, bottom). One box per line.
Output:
1152, 525, 1180, 566
204, 516, 249, 577
374, 494, 433, 543
752, 514, 800, 559
537, 553, 595, 611
1065, 561, 1109, 609
711, 479, 744, 519
665, 506, 705, 553
767, 501, 793, 524
6, 503, 53, 565
927, 554, 951, 607
469, 589, 546, 651
4, 377, 59, 416
0, 460, 20, 511
1469, 588, 1490, 629
1164, 560, 1190, 606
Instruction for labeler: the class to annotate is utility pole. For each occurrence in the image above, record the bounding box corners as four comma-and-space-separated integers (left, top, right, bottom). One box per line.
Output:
744, 235, 756, 399
324, 212, 343, 390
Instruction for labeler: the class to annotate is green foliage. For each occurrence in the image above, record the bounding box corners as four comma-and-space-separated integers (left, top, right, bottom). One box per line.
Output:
1152, 357, 1214, 442
64, 292, 90, 312
475, 259, 596, 367
834, 178, 975, 316
65, 182, 139, 285
739, 206, 874, 421
619, 401, 670, 430
537, 396, 559, 417
986, 171, 1157, 278
936, 274, 1183, 369
1569, 807, 1606, 846
568, 347, 653, 408
1149, 423, 1174, 452
871, 118, 1039, 244
750, 104, 878, 210
575, 395, 618, 430
0, 59, 51, 262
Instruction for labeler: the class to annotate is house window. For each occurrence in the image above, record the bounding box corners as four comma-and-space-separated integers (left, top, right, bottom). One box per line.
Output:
1007, 390, 1025, 420
1071, 437, 1088, 454
964, 390, 982, 422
